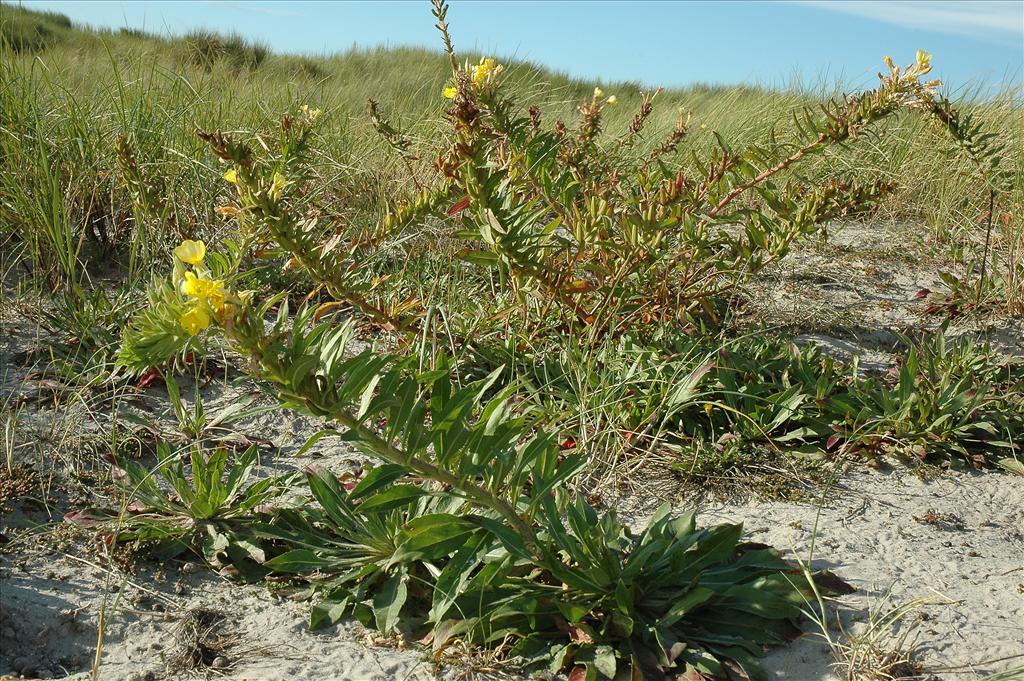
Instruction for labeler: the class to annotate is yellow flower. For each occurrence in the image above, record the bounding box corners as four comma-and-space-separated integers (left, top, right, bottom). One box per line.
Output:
173, 240, 206, 265
180, 306, 211, 336
471, 57, 501, 87
442, 85, 457, 99
300, 104, 322, 121
180, 271, 227, 306
605, 95, 618, 106
223, 169, 239, 185
593, 87, 604, 99
271, 171, 286, 200
915, 49, 932, 74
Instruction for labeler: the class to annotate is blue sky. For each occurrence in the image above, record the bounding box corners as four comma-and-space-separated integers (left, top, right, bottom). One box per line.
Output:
14, 0, 1024, 91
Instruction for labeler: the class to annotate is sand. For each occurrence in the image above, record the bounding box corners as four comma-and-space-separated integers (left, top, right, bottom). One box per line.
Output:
2, 220, 1022, 680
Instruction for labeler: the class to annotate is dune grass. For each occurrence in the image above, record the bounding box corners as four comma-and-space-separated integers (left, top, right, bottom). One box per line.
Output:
1, 5, 1020, 294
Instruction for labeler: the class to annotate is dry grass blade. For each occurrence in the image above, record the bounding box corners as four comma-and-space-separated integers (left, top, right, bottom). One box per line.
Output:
167, 607, 240, 676
829, 594, 933, 681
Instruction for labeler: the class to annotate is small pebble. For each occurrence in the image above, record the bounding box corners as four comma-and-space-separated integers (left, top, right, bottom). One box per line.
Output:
211, 656, 230, 669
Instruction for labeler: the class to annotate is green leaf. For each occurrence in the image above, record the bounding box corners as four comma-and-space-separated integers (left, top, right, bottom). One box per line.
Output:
661, 587, 716, 627
465, 514, 532, 561
357, 484, 430, 513
594, 645, 618, 679
430, 533, 489, 623
263, 549, 331, 574
373, 571, 408, 634
393, 513, 476, 563
310, 592, 352, 630
349, 464, 412, 500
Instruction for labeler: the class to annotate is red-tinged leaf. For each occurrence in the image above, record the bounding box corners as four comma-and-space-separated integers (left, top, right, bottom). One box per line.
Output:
126, 500, 146, 513
914, 288, 931, 299
64, 510, 103, 528
560, 436, 577, 450
568, 665, 588, 681
339, 468, 364, 491
136, 368, 163, 390
826, 434, 841, 450
314, 301, 347, 322
447, 196, 470, 216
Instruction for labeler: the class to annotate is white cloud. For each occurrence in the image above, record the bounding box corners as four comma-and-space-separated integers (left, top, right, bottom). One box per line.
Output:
784, 1, 1023, 44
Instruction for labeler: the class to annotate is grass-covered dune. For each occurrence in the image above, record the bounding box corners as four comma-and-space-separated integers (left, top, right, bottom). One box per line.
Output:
1, 3, 1020, 288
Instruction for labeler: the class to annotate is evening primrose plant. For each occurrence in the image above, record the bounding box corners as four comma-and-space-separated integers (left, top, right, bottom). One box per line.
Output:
117, 238, 849, 679
110, 3, 1015, 677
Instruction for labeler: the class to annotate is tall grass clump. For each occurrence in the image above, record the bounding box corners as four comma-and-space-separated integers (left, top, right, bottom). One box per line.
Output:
0, 4, 72, 53
179, 30, 270, 72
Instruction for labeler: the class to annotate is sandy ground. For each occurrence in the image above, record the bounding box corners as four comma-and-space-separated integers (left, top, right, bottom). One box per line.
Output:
2, 220, 1022, 680
3, 464, 1022, 680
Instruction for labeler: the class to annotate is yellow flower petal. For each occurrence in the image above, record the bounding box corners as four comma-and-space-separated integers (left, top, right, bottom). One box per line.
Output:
605, 95, 618, 106
180, 271, 227, 305
272, 171, 286, 200
299, 104, 323, 122
180, 306, 211, 336
593, 87, 604, 99
915, 49, 932, 75
173, 240, 206, 265
223, 169, 238, 185
180, 270, 201, 297
442, 85, 457, 99
470, 57, 501, 88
